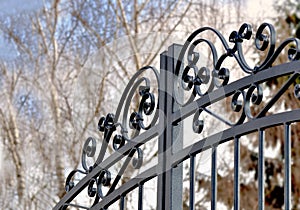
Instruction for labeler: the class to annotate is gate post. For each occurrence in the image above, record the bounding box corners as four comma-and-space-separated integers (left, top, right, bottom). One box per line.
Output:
157, 44, 183, 210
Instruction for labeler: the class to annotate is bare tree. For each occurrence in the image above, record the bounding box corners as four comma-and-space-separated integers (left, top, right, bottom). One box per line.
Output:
0, 0, 246, 209
0, 0, 192, 208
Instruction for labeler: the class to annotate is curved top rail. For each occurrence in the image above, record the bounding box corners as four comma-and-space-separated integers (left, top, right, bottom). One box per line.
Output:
174, 23, 300, 106
54, 23, 300, 210
172, 60, 300, 125
89, 108, 300, 210
54, 66, 160, 210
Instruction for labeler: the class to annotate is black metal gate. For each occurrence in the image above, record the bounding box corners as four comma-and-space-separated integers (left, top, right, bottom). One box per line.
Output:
54, 23, 300, 210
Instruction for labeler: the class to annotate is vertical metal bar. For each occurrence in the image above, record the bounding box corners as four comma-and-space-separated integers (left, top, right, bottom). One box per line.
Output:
189, 155, 195, 210
119, 195, 125, 210
157, 51, 168, 210
284, 123, 291, 210
168, 44, 183, 210
138, 184, 143, 210
157, 47, 173, 210
162, 47, 173, 210
258, 129, 265, 210
211, 146, 217, 210
157, 44, 183, 210
234, 137, 240, 210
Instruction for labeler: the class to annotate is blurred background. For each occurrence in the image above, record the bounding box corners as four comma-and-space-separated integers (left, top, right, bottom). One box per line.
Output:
0, 0, 299, 209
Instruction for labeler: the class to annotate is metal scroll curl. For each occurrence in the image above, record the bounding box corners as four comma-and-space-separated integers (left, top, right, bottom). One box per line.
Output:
191, 75, 300, 135
189, 82, 262, 134
175, 22, 300, 107
64, 66, 159, 206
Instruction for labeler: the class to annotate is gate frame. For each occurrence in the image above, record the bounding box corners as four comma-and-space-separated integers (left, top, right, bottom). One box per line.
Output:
53, 22, 300, 210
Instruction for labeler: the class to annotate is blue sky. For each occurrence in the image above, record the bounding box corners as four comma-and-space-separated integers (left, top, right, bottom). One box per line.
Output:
0, 0, 44, 60
0, 0, 43, 15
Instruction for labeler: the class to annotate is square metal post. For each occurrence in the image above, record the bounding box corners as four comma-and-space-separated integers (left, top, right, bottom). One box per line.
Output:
157, 44, 183, 210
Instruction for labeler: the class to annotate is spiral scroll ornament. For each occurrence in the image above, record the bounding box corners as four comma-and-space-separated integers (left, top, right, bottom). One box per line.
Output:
64, 66, 159, 207
175, 23, 300, 107
180, 23, 300, 134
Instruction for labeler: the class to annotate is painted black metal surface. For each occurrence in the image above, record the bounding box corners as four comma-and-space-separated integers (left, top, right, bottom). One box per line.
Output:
53, 23, 300, 210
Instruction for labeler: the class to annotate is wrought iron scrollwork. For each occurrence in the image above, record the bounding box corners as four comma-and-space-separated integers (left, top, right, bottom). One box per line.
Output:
55, 23, 300, 210
87, 169, 111, 203
190, 75, 300, 135
294, 83, 300, 99
174, 23, 300, 134
231, 90, 246, 125
82, 137, 97, 172
129, 85, 155, 130
64, 66, 159, 207
175, 22, 300, 107
193, 108, 204, 134
244, 83, 264, 119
